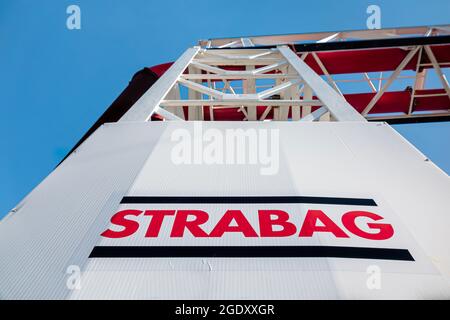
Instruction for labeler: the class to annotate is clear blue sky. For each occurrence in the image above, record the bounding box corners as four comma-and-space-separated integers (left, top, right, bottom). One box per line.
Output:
1, 0, 449, 219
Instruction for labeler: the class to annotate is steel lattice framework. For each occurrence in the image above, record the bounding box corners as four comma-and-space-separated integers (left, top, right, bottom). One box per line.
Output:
120, 25, 450, 124
2, 24, 450, 300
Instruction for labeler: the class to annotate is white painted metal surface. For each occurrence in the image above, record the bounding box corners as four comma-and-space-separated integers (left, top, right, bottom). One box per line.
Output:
278, 46, 365, 122
1, 121, 449, 299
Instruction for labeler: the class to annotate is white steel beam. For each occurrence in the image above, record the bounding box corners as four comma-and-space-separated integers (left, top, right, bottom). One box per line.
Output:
241, 38, 254, 47
367, 111, 450, 121
218, 40, 239, 48
120, 47, 200, 122
182, 73, 298, 80
290, 64, 303, 120
301, 85, 312, 117
190, 61, 225, 74
362, 46, 420, 115
317, 32, 340, 43
192, 58, 281, 66
278, 45, 366, 122
408, 47, 424, 115
258, 79, 301, 99
178, 77, 225, 99
205, 72, 215, 121
277, 65, 290, 121
424, 45, 450, 99
165, 83, 185, 119
191, 60, 287, 76
378, 72, 383, 91
259, 106, 272, 120
300, 106, 328, 122
363, 73, 377, 93
187, 65, 203, 120
245, 65, 257, 120
202, 25, 450, 47
203, 49, 278, 59
160, 99, 322, 107
253, 61, 288, 74
153, 106, 183, 121
311, 52, 342, 95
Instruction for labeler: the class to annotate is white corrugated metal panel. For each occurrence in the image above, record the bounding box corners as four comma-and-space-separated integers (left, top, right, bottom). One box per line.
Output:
0, 123, 162, 299
1, 121, 449, 299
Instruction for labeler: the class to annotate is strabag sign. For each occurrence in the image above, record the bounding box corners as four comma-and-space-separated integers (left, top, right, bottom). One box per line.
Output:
89, 195, 420, 262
